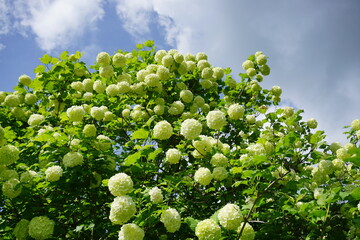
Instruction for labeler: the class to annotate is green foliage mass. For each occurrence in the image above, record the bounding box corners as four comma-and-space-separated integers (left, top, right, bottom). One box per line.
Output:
0, 41, 359, 239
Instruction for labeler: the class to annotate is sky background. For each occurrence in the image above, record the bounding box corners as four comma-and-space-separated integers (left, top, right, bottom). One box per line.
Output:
0, 0, 359, 144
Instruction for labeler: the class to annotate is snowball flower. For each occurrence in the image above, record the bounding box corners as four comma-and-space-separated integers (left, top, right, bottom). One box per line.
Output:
149, 187, 163, 203
351, 119, 360, 131
2, 178, 22, 198
113, 53, 126, 67
96, 135, 112, 150
194, 167, 212, 186
283, 106, 294, 117
271, 85, 282, 96
28, 216, 55, 240
180, 90, 193, 103
28, 114, 45, 126
193, 135, 212, 155
66, 106, 85, 122
212, 167, 228, 181
228, 104, 245, 120
0, 145, 20, 165
260, 64, 270, 75
165, 148, 181, 164
247, 143, 266, 156
118, 81, 131, 94
242, 60, 254, 70
180, 119, 202, 140
83, 124, 97, 137
307, 118, 318, 129
118, 223, 145, 240
96, 52, 111, 66
155, 50, 167, 63
153, 120, 173, 140
4, 94, 20, 107
13, 219, 30, 240
62, 152, 84, 168
25, 93, 37, 105
157, 65, 170, 80
238, 222, 255, 240
168, 101, 185, 115
45, 166, 63, 182
194, 96, 205, 107
210, 153, 229, 167
196, 52, 208, 61
160, 208, 181, 233
100, 65, 114, 78
318, 160, 334, 175
93, 80, 106, 93
18, 74, 32, 86
162, 54, 174, 68
90, 106, 105, 120
108, 173, 134, 196
195, 219, 221, 240
206, 110, 227, 130
218, 203, 243, 230
106, 84, 119, 96
110, 195, 136, 225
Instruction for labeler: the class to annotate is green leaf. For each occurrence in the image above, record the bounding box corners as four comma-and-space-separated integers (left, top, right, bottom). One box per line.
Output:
39, 54, 52, 64
143, 40, 154, 47
34, 65, 46, 73
131, 129, 149, 140
60, 51, 69, 60
123, 151, 142, 166
351, 187, 360, 200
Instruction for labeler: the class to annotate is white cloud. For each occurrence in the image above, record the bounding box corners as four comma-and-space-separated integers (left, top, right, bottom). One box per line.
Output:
0, 0, 11, 35
10, 0, 105, 52
113, 0, 154, 39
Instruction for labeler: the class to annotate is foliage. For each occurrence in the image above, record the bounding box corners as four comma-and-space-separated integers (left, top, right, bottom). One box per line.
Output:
0, 40, 359, 239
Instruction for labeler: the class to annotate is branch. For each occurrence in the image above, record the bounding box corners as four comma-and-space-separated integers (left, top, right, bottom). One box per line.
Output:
236, 170, 291, 239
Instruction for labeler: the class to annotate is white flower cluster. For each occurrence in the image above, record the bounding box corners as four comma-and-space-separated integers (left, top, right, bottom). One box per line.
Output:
108, 173, 134, 196
149, 186, 163, 204
25, 93, 37, 105
66, 106, 85, 122
118, 223, 145, 240
180, 119, 202, 140
95, 135, 112, 150
246, 143, 266, 156
2, 178, 22, 198
18, 74, 32, 86
271, 86, 282, 96
210, 153, 229, 167
28, 114, 45, 126
160, 208, 181, 233
113, 53, 126, 67
180, 90, 193, 103
168, 101, 185, 115
195, 219, 221, 240
212, 167, 228, 181
90, 107, 105, 120
62, 152, 84, 168
28, 216, 55, 240
194, 167, 212, 185
206, 110, 227, 130
307, 118, 318, 129
109, 195, 137, 224
228, 104, 245, 120
153, 120, 173, 140
93, 80, 106, 93
4, 94, 21, 107
193, 135, 212, 156
238, 222, 255, 240
45, 166, 63, 182
218, 203, 243, 230
283, 106, 294, 117
351, 119, 360, 131
83, 124, 97, 137
0, 145, 20, 165
165, 148, 181, 164
13, 219, 30, 240
99, 65, 114, 79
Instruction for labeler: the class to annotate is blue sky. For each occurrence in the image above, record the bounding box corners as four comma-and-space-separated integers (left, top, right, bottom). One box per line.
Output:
0, 0, 360, 144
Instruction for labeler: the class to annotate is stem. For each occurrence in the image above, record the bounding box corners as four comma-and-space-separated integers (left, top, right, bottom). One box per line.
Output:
236, 170, 291, 240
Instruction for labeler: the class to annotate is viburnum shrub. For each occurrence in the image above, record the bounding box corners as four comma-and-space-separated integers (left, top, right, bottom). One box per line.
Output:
0, 40, 359, 239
